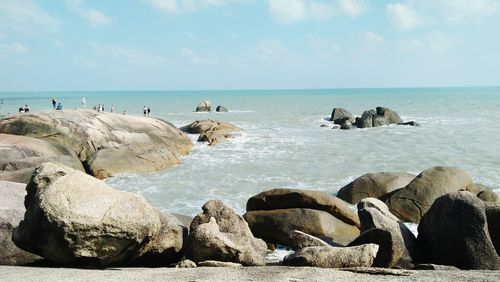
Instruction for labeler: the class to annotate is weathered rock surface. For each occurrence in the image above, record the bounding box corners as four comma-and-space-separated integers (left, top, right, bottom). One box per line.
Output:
385, 166, 473, 223
485, 203, 500, 255
330, 108, 355, 124
181, 120, 241, 146
216, 106, 228, 112
376, 107, 403, 124
246, 188, 360, 227
185, 200, 267, 266
244, 208, 360, 246
477, 189, 500, 203
398, 121, 420, 126
417, 191, 500, 270
283, 244, 378, 268
12, 163, 184, 267
195, 100, 212, 112
198, 260, 242, 267
174, 259, 197, 268
0, 134, 84, 183
0, 181, 42, 265
337, 172, 415, 204
354, 107, 404, 128
289, 230, 339, 251
0, 110, 193, 179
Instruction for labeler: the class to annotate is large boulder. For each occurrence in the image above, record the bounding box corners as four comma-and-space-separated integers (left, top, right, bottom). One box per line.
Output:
349, 198, 417, 268
0, 134, 84, 183
244, 208, 360, 246
0, 110, 193, 179
417, 191, 500, 270
355, 107, 403, 128
12, 162, 185, 267
283, 244, 378, 268
485, 204, 500, 255
185, 200, 267, 266
330, 108, 355, 124
337, 172, 415, 204
216, 106, 228, 112
376, 107, 403, 124
0, 181, 42, 265
289, 230, 338, 251
246, 188, 360, 227
356, 110, 376, 128
195, 100, 212, 112
181, 120, 241, 146
385, 166, 473, 223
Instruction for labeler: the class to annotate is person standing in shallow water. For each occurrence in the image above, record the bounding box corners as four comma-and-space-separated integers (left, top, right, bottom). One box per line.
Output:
147, 106, 151, 117
52, 98, 56, 109
143, 106, 147, 117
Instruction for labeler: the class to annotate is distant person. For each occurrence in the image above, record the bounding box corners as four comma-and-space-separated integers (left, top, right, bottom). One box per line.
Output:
102, 105, 105, 112
123, 110, 127, 115
81, 97, 86, 108
24, 105, 30, 113
143, 106, 147, 117
18, 107, 24, 113
56, 102, 62, 110
52, 98, 57, 109
97, 104, 101, 112
111, 105, 114, 113
147, 106, 151, 117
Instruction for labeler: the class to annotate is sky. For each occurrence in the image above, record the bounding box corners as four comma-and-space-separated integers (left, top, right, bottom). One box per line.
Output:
0, 0, 499, 91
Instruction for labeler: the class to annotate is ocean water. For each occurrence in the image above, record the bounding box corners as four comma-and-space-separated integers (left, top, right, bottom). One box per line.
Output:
1, 88, 500, 218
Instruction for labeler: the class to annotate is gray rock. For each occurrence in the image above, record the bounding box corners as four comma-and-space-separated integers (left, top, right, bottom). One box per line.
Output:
244, 208, 360, 246
216, 106, 228, 112
330, 108, 355, 124
376, 107, 403, 124
372, 115, 389, 127
339, 120, 352, 130
174, 259, 197, 268
337, 172, 415, 204
356, 110, 376, 128
12, 163, 183, 267
198, 260, 242, 267
195, 100, 212, 112
398, 121, 420, 126
0, 181, 42, 265
485, 203, 500, 256
181, 120, 241, 146
246, 188, 360, 227
413, 264, 460, 270
386, 166, 473, 223
348, 228, 398, 268
289, 230, 340, 251
186, 200, 267, 266
477, 190, 499, 203
283, 244, 378, 268
417, 191, 500, 270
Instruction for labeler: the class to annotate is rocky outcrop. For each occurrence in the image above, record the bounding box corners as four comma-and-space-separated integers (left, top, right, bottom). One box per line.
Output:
485, 204, 500, 255
185, 200, 267, 266
216, 106, 228, 112
330, 108, 355, 124
180, 120, 241, 146
356, 107, 403, 128
417, 192, 500, 270
385, 166, 473, 223
196, 100, 212, 112
337, 172, 415, 204
349, 198, 417, 268
289, 230, 339, 251
0, 110, 193, 179
0, 134, 84, 183
283, 244, 378, 268
0, 181, 42, 265
12, 163, 185, 267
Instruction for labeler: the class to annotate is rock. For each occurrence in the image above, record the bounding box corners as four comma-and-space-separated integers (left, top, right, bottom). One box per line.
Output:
349, 198, 417, 268
198, 131, 240, 146
289, 230, 340, 251
330, 108, 355, 124
465, 183, 490, 194
485, 203, 500, 255
376, 107, 403, 124
386, 166, 473, 223
477, 189, 499, 203
0, 134, 84, 183
398, 121, 420, 126
174, 259, 197, 268
283, 244, 378, 268
372, 115, 389, 127
339, 120, 352, 130
172, 213, 193, 230
185, 200, 267, 266
181, 120, 241, 146
413, 264, 460, 270
0, 110, 193, 179
196, 100, 212, 112
246, 188, 360, 227
356, 110, 376, 128
216, 106, 228, 112
417, 191, 500, 270
337, 172, 415, 204
198, 260, 242, 267
341, 267, 416, 276
0, 181, 42, 265
12, 163, 184, 267
244, 208, 359, 246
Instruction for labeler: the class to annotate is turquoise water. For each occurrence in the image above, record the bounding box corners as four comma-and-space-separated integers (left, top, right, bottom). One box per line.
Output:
1, 87, 500, 216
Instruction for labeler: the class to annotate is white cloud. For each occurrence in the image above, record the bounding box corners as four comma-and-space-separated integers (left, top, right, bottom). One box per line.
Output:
386, 3, 424, 30
93, 44, 163, 65
258, 39, 287, 57
338, 0, 366, 18
397, 31, 453, 53
364, 31, 384, 45
143, 0, 235, 13
0, 0, 59, 35
64, 0, 111, 28
181, 47, 219, 64
307, 35, 340, 60
438, 0, 500, 23
269, 0, 340, 23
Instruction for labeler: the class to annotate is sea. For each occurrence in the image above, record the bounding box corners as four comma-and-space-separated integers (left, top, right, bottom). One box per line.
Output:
2, 87, 500, 219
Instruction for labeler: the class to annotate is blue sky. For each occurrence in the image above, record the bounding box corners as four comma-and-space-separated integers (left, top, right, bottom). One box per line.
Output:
0, 0, 499, 91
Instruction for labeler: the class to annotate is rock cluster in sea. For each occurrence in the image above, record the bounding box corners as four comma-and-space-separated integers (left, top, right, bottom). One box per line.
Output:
327, 106, 419, 129
194, 100, 229, 112
180, 119, 241, 146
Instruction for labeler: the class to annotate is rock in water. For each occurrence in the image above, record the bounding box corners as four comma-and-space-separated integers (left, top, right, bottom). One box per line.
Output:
180, 120, 241, 146
330, 108, 355, 124
0, 134, 84, 183
185, 200, 267, 266
417, 191, 500, 270
376, 107, 403, 124
12, 162, 184, 267
337, 172, 415, 204
385, 166, 473, 223
0, 110, 193, 179
0, 181, 42, 265
196, 100, 212, 112
216, 106, 228, 112
283, 244, 379, 268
